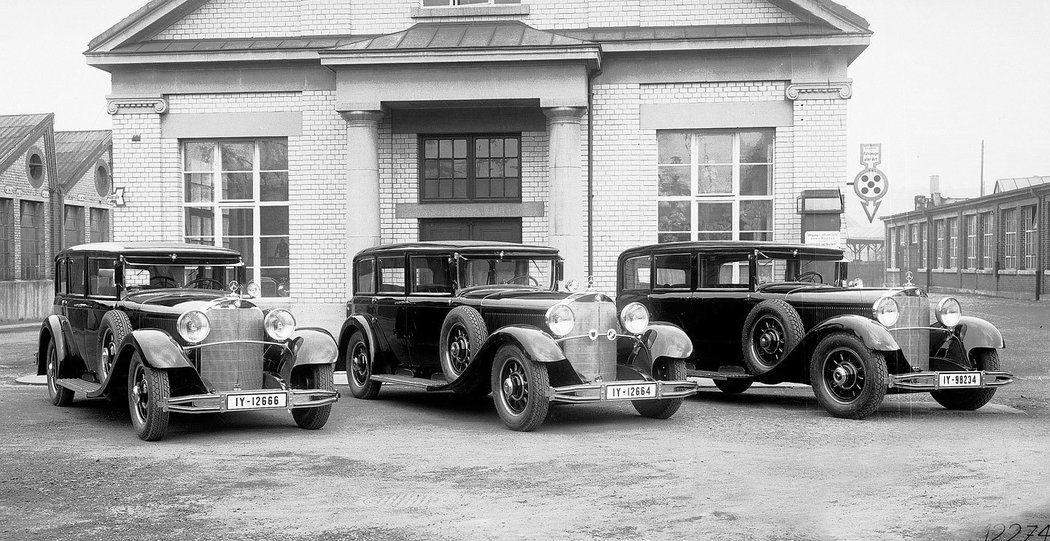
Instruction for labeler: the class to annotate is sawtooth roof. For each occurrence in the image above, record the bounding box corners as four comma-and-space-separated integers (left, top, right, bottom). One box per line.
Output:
55, 130, 112, 187
0, 113, 53, 174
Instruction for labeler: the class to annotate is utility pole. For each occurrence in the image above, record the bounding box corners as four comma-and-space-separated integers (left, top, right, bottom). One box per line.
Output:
980, 140, 985, 197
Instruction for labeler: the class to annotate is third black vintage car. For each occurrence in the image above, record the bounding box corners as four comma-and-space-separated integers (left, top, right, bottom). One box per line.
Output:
38, 243, 339, 441
617, 241, 1014, 419
338, 241, 697, 431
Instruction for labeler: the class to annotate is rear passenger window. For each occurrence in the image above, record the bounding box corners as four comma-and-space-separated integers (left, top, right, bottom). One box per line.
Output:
622, 255, 650, 291
377, 256, 405, 294
88, 258, 118, 297
410, 256, 452, 294
653, 253, 690, 289
355, 258, 375, 295
56, 258, 68, 295
69, 257, 87, 295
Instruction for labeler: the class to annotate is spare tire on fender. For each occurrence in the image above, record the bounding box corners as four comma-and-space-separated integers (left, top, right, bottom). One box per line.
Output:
740, 299, 804, 375
439, 306, 489, 393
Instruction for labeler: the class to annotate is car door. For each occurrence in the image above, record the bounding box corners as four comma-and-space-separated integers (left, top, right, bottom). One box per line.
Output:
647, 251, 695, 340
64, 255, 92, 363
693, 253, 754, 365
83, 257, 120, 369
405, 254, 455, 369
374, 255, 410, 366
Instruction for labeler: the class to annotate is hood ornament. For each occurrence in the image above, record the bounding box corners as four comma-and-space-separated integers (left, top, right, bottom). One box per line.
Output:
228, 280, 240, 293
904, 271, 914, 286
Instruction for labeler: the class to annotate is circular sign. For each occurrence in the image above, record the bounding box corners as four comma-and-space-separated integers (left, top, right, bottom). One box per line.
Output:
852, 167, 888, 202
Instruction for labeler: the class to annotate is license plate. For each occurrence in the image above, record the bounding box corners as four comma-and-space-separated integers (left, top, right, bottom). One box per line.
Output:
938, 372, 982, 388
226, 393, 287, 410
605, 383, 657, 400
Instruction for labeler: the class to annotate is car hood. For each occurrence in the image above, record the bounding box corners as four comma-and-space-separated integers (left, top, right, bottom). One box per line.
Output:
757, 283, 915, 305
123, 290, 228, 312
458, 288, 612, 311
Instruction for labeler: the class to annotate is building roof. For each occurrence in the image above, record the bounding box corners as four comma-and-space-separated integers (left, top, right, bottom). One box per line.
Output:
0, 113, 53, 174
994, 176, 1050, 193
335, 21, 589, 52
55, 130, 112, 189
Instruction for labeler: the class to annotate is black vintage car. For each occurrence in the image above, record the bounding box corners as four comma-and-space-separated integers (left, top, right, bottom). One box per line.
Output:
37, 243, 339, 441
616, 241, 1014, 419
338, 241, 697, 431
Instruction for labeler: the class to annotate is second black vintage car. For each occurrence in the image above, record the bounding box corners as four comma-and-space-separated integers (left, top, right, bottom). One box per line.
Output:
617, 241, 1014, 419
37, 243, 339, 441
338, 241, 697, 431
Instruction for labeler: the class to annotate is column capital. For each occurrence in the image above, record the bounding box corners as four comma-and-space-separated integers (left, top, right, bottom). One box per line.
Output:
339, 110, 385, 126
543, 106, 586, 124
106, 96, 168, 115
785, 81, 852, 100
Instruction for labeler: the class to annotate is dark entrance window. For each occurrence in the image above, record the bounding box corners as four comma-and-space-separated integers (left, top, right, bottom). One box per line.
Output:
419, 218, 523, 243
420, 135, 521, 202
20, 200, 43, 279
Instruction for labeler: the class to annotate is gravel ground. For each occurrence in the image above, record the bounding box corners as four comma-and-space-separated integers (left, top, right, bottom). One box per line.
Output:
0, 293, 1047, 540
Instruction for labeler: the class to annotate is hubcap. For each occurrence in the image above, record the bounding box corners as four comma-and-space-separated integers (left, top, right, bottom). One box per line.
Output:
447, 326, 471, 375
499, 359, 529, 415
751, 316, 785, 366
130, 365, 149, 423
350, 344, 369, 385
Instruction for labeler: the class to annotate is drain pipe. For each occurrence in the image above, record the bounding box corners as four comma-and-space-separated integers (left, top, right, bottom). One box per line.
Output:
587, 67, 601, 280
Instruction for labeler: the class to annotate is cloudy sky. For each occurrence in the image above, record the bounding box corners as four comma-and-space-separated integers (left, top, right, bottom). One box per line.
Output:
1, 0, 1047, 227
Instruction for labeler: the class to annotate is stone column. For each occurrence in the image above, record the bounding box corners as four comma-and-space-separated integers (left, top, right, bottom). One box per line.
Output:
341, 110, 384, 296
544, 106, 586, 285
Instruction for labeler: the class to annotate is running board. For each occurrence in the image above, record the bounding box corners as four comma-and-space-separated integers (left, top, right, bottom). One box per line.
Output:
687, 369, 753, 381
55, 378, 103, 395
370, 374, 450, 392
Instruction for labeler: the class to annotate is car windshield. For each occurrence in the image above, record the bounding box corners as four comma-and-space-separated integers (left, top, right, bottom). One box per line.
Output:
124, 263, 242, 291
458, 256, 556, 290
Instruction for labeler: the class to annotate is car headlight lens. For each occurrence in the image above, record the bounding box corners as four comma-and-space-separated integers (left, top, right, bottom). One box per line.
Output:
245, 281, 261, 298
177, 310, 211, 344
620, 302, 650, 335
872, 296, 899, 327
545, 304, 575, 337
264, 309, 296, 341
936, 297, 962, 327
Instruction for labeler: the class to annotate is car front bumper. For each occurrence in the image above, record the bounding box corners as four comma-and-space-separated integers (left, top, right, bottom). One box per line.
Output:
888, 370, 1014, 391
549, 379, 698, 404
165, 388, 340, 413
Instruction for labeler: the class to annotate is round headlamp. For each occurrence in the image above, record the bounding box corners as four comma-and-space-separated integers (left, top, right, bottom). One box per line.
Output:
620, 302, 650, 335
936, 297, 962, 327
177, 310, 211, 344
545, 304, 575, 337
264, 309, 296, 341
872, 296, 900, 327
245, 281, 261, 298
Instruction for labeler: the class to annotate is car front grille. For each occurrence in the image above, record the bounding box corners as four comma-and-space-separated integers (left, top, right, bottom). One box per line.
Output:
561, 299, 618, 383
891, 292, 930, 371
200, 306, 265, 391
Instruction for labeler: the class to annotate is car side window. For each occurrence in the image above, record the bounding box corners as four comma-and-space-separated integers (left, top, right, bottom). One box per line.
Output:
700, 257, 749, 289
622, 255, 651, 291
55, 258, 69, 295
410, 256, 452, 294
355, 258, 376, 295
653, 253, 691, 289
377, 256, 405, 294
69, 256, 87, 296
88, 258, 118, 298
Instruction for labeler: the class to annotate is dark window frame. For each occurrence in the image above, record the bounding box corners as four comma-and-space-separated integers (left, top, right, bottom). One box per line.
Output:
409, 255, 454, 296
0, 198, 13, 280
354, 257, 376, 295
19, 200, 43, 279
653, 252, 694, 291
417, 133, 522, 204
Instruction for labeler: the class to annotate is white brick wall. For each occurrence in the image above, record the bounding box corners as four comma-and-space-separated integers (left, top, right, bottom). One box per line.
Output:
150, 0, 803, 40
63, 151, 114, 243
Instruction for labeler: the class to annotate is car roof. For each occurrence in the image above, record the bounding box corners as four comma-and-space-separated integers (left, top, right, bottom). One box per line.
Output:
618, 240, 844, 261
355, 241, 560, 259
56, 242, 243, 263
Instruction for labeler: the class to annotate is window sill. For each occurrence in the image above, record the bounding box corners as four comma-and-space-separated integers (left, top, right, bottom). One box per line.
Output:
978, 269, 993, 275
886, 267, 900, 272
931, 268, 947, 274
997, 269, 1018, 276
411, 4, 530, 18
1018, 269, 1037, 275
961, 269, 976, 274
397, 201, 543, 219
916, 268, 927, 272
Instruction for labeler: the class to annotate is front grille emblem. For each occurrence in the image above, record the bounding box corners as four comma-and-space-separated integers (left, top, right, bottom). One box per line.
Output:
606, 329, 618, 341
228, 280, 240, 293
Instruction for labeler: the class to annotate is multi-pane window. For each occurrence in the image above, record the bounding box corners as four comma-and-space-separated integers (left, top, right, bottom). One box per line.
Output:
420, 135, 520, 202
1021, 206, 1037, 270
1002, 208, 1017, 269
63, 205, 84, 249
182, 139, 290, 297
964, 215, 977, 269
90, 208, 109, 243
934, 220, 946, 268
657, 129, 774, 242
899, 226, 908, 268
19, 201, 43, 279
980, 212, 993, 270
0, 198, 13, 280
919, 222, 927, 268
888, 228, 898, 268
422, 0, 519, 6
947, 217, 959, 268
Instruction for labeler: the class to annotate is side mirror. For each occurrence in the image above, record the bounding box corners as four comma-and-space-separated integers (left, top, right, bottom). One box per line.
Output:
556, 260, 564, 282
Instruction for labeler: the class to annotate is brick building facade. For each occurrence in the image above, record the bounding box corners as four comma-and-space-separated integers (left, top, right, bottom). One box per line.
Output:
883, 178, 1049, 301
86, 0, 870, 329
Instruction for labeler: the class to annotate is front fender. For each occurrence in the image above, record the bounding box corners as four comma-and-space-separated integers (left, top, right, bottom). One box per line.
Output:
641, 322, 693, 361
116, 329, 195, 370
804, 315, 900, 352
281, 328, 337, 382
36, 315, 83, 377
939, 315, 1005, 354
476, 326, 566, 364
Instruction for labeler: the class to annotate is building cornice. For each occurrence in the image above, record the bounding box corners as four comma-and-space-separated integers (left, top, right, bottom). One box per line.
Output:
785, 81, 852, 100
319, 46, 601, 70
106, 96, 169, 115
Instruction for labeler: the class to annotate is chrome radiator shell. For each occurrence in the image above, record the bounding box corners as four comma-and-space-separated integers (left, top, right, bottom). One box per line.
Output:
561, 299, 618, 383
890, 291, 930, 371
200, 306, 265, 391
